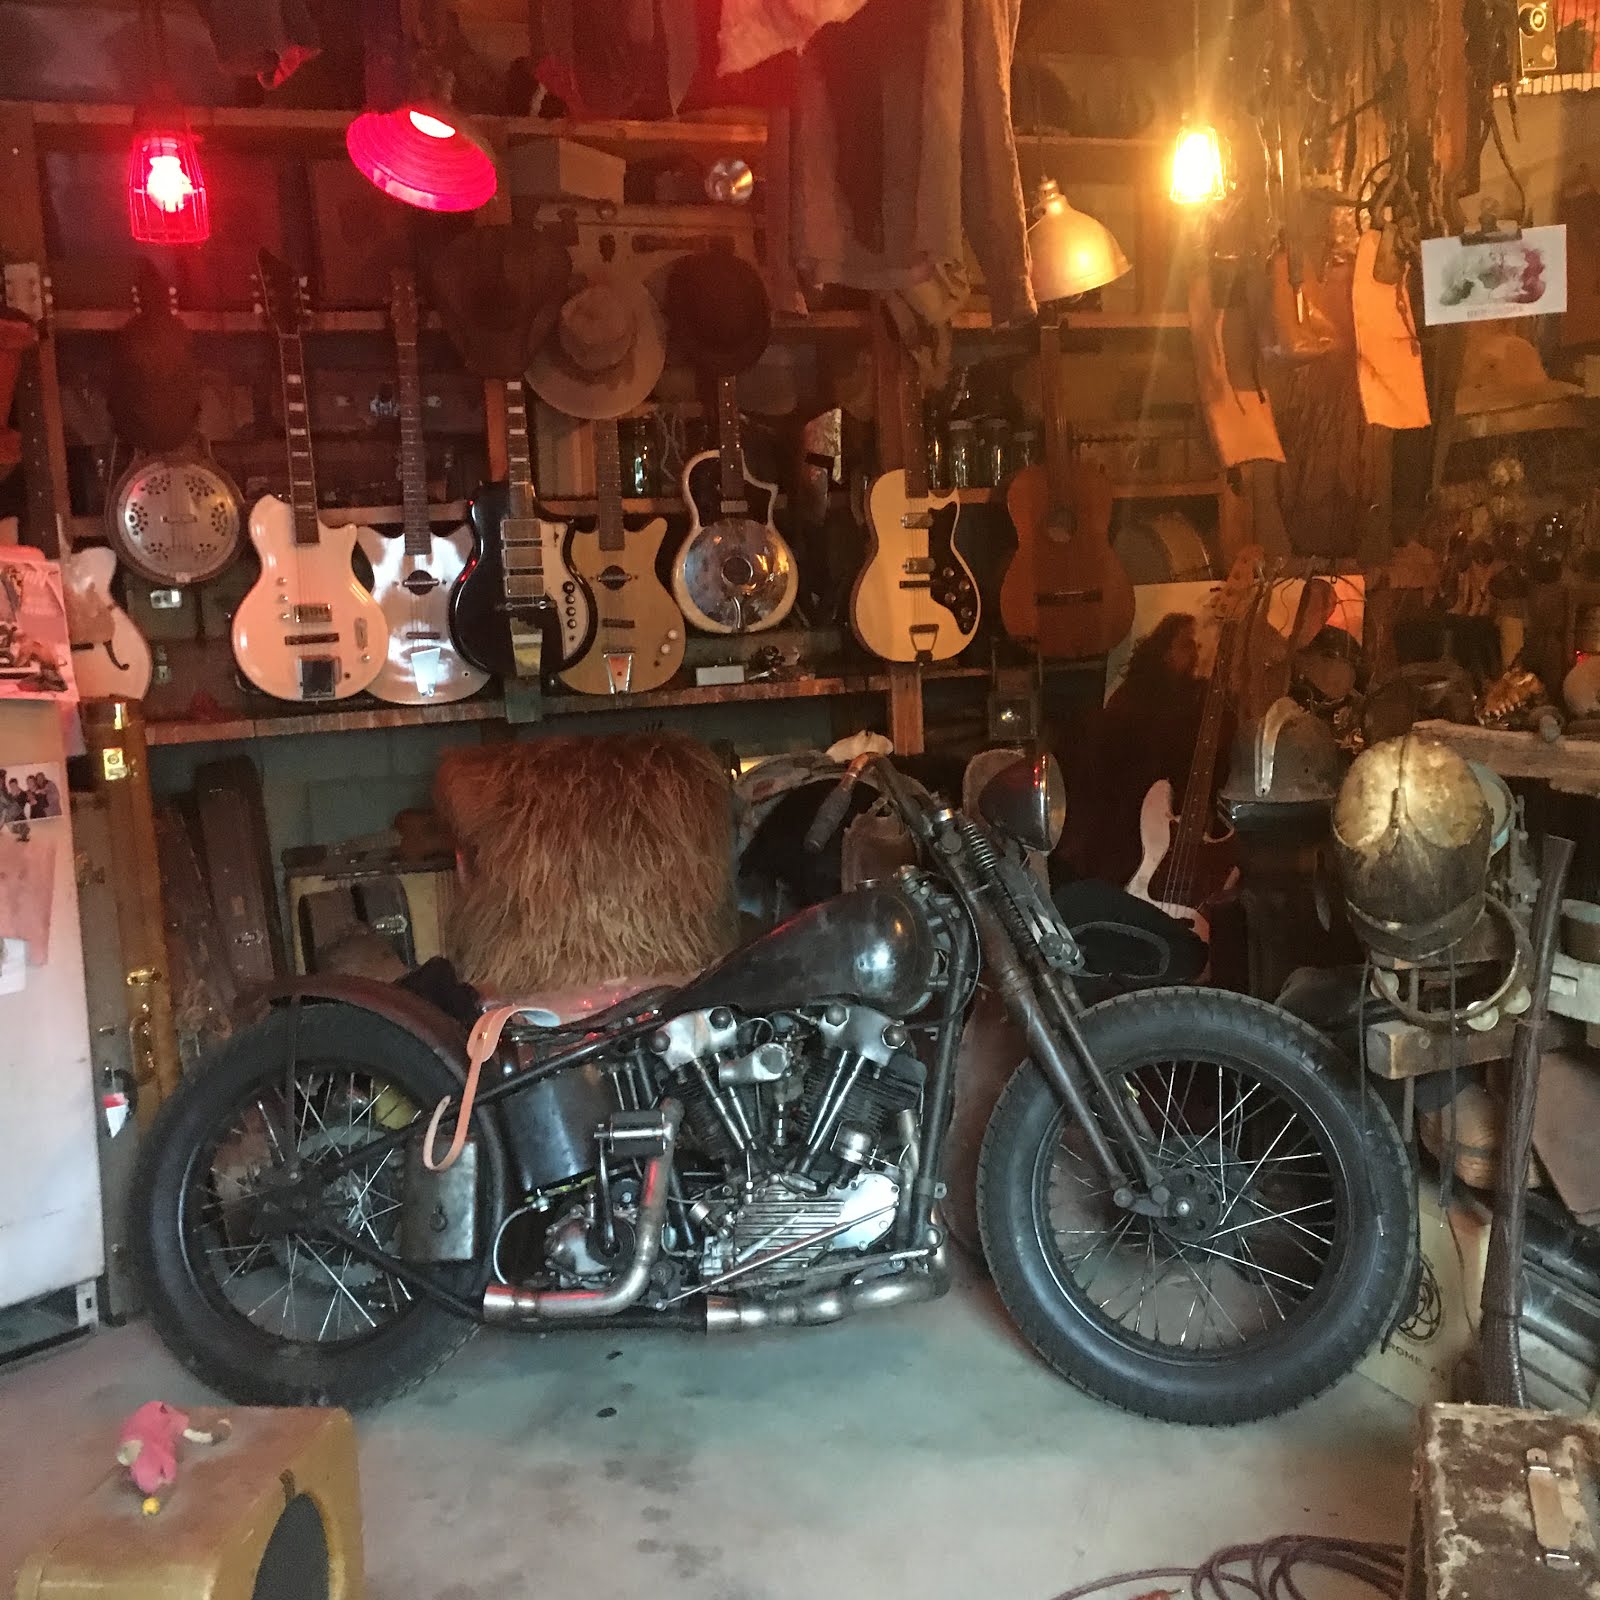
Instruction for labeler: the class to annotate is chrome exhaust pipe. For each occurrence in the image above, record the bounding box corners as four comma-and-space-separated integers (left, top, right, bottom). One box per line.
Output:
702, 1240, 950, 1332
483, 1102, 682, 1324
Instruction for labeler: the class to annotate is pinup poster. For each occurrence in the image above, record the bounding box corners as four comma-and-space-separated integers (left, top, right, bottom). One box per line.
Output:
0, 535, 76, 703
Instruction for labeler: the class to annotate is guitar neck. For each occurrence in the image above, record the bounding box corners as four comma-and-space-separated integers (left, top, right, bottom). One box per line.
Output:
1040, 316, 1073, 507
277, 331, 321, 548
900, 364, 931, 500
395, 325, 430, 557
595, 416, 625, 553
504, 378, 537, 519
1169, 619, 1238, 869
716, 376, 746, 505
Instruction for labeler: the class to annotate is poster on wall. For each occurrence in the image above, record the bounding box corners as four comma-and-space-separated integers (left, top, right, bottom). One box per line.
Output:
1420, 224, 1568, 326
0, 536, 75, 702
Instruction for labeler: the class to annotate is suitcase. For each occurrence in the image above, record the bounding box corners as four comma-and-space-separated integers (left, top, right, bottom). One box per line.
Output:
15, 1406, 363, 1600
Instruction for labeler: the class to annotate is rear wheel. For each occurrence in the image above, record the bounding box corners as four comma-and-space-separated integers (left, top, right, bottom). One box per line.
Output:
131, 1004, 506, 1408
977, 988, 1415, 1424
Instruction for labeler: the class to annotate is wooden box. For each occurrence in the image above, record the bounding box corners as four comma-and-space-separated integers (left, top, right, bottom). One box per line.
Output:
507, 137, 626, 205
15, 1407, 363, 1600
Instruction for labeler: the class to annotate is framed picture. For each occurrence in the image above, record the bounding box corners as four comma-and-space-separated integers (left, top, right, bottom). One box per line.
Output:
1420, 224, 1568, 326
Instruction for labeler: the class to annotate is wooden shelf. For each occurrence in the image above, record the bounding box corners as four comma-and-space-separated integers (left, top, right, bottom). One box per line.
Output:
52, 307, 445, 335
775, 308, 1187, 336
144, 665, 991, 746
953, 477, 1223, 505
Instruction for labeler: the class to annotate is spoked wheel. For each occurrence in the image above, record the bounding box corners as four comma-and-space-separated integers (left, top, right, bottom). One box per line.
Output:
978, 989, 1415, 1424
132, 1004, 506, 1408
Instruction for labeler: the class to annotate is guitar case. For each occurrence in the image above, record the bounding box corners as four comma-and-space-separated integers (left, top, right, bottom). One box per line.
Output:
154, 801, 239, 1064
189, 757, 287, 991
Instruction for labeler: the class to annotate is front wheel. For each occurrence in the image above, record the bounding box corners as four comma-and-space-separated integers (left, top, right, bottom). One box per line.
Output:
977, 988, 1416, 1424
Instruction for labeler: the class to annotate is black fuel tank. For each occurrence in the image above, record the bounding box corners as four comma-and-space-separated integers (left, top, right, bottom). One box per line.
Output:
669, 884, 938, 1018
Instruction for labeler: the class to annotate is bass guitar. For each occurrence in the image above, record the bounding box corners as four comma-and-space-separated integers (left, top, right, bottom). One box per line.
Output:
360, 269, 488, 706
851, 364, 979, 662
560, 417, 686, 695
1124, 554, 1259, 943
452, 380, 593, 680
1001, 318, 1134, 658
232, 252, 387, 703
672, 374, 797, 634
62, 546, 153, 700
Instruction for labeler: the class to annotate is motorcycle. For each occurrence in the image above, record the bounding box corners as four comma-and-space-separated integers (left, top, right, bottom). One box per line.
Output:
131, 751, 1416, 1423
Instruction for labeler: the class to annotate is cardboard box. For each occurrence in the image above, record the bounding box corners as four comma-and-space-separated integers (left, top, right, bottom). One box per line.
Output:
1358, 1181, 1490, 1407
508, 138, 626, 205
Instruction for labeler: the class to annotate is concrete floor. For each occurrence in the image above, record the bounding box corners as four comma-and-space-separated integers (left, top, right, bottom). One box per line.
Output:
1, 1258, 1413, 1600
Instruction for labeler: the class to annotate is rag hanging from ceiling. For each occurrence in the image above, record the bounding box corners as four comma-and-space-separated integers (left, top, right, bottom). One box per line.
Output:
127, 0, 210, 245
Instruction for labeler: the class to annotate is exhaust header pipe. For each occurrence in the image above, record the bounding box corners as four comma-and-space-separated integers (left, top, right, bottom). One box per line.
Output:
484, 1101, 682, 1325
703, 1241, 950, 1332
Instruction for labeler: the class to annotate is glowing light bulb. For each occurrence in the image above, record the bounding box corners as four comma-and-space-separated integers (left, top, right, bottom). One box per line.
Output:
407, 109, 457, 139
144, 151, 195, 212
1170, 125, 1226, 207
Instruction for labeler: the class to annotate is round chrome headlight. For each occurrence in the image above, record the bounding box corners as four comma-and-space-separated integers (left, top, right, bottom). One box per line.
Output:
978, 751, 1065, 853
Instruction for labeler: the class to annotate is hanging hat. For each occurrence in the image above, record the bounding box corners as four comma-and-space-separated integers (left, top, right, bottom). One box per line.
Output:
1455, 327, 1582, 417
429, 226, 572, 381
526, 268, 666, 420
663, 250, 771, 376
107, 260, 201, 454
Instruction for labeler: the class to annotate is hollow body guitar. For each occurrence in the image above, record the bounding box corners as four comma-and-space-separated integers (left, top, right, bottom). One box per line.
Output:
360, 268, 487, 705
672, 374, 797, 634
560, 417, 685, 694
232, 252, 387, 703
452, 379, 593, 680
61, 547, 153, 699
1000, 320, 1133, 658
852, 363, 979, 663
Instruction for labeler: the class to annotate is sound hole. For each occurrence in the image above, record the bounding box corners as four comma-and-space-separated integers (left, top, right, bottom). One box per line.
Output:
721, 553, 756, 587
251, 1491, 330, 1600
1045, 508, 1077, 545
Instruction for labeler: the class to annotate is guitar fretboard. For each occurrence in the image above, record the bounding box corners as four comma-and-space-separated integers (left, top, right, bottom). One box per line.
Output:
501, 378, 546, 605
899, 364, 931, 501
716, 376, 746, 506
1166, 617, 1239, 902
595, 416, 625, 554
276, 331, 320, 548
395, 325, 430, 558
505, 379, 537, 521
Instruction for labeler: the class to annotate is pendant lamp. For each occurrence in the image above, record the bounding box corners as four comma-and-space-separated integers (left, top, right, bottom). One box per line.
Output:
1170, 0, 1228, 207
346, 102, 498, 213
1027, 177, 1131, 305
127, 3, 209, 245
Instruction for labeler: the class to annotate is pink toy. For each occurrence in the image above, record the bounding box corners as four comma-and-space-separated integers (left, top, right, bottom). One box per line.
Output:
115, 1402, 229, 1512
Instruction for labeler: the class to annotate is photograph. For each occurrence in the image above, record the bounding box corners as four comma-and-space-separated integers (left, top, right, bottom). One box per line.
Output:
0, 762, 64, 823
1421, 222, 1569, 325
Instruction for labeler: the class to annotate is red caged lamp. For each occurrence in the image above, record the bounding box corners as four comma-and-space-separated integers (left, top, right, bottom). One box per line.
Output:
127, 3, 209, 244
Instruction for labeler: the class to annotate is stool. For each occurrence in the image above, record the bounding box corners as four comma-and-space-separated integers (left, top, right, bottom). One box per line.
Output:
15, 1406, 363, 1600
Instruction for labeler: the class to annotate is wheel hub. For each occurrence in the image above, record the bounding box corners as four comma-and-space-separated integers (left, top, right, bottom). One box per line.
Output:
1153, 1168, 1223, 1241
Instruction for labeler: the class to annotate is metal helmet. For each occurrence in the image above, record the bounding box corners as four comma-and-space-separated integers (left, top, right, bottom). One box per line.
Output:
1331, 734, 1492, 961
1220, 696, 1345, 832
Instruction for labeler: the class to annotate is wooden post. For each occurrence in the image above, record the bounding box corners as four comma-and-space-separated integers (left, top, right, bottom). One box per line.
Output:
81, 699, 181, 1121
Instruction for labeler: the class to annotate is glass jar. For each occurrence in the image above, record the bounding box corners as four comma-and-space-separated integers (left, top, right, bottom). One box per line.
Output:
981, 419, 1009, 487
620, 418, 659, 496
926, 426, 950, 493
947, 419, 980, 490
1011, 428, 1041, 472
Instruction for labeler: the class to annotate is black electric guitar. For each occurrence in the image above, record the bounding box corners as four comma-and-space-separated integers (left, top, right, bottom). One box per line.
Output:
671, 374, 797, 634
451, 379, 594, 679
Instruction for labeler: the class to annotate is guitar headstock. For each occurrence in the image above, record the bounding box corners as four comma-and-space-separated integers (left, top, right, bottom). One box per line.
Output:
1212, 544, 1276, 624
255, 249, 310, 336
388, 266, 419, 344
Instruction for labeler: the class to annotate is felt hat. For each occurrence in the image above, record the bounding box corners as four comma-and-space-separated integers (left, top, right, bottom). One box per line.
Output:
1455, 327, 1582, 416
107, 261, 200, 454
663, 250, 772, 376
526, 268, 666, 420
429, 227, 573, 381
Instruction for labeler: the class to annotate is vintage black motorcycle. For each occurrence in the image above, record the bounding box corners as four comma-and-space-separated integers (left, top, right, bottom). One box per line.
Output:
132, 752, 1416, 1423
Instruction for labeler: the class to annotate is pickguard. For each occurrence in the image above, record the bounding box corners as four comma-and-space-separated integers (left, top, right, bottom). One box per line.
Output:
925, 500, 978, 632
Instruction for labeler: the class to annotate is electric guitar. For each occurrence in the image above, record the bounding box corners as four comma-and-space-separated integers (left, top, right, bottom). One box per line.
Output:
232, 252, 387, 702
1124, 554, 1260, 944
360, 269, 488, 706
451, 380, 593, 680
559, 417, 686, 695
1001, 318, 1135, 658
672, 374, 797, 634
851, 364, 979, 662
61, 546, 153, 700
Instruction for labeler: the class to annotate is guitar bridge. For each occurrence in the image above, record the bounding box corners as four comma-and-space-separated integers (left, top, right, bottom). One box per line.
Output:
603, 651, 635, 694
296, 656, 340, 699
900, 511, 933, 529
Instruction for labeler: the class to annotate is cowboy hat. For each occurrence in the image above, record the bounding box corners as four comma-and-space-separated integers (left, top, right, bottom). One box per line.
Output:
663, 249, 771, 377
526, 267, 666, 420
429, 226, 572, 381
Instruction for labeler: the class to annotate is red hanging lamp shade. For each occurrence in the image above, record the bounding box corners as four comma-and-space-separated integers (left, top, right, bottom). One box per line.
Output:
345, 103, 498, 213
127, 110, 210, 245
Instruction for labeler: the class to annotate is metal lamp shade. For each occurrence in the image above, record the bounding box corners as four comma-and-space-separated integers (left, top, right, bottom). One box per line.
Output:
346, 104, 498, 213
1027, 179, 1131, 305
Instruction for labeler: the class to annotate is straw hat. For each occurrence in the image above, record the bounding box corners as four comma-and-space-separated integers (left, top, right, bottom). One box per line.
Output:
526, 268, 666, 421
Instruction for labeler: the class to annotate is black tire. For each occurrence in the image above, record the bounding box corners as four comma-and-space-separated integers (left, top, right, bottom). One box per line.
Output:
131, 1004, 506, 1409
976, 987, 1416, 1425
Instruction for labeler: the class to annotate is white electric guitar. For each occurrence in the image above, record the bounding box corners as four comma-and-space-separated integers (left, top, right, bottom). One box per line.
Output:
360, 269, 487, 705
851, 361, 979, 662
232, 251, 388, 703
61, 546, 153, 700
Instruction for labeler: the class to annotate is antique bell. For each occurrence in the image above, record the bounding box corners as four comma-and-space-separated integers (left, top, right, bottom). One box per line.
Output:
1331, 735, 1492, 961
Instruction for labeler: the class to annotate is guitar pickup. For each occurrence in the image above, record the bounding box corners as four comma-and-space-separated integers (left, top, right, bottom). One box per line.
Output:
719, 500, 750, 516
290, 603, 333, 625
284, 631, 340, 646
902, 556, 936, 576
900, 512, 933, 529
898, 579, 932, 591
600, 617, 637, 629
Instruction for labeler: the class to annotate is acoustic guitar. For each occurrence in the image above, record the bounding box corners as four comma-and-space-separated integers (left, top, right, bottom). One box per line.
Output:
231, 252, 388, 702
359, 268, 488, 706
851, 364, 980, 663
1124, 552, 1262, 945
672, 373, 797, 634
559, 417, 686, 695
451, 380, 594, 680
1001, 318, 1135, 658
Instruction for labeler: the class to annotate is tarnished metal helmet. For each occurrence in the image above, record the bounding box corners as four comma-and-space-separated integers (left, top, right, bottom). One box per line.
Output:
1220, 697, 1345, 833
1331, 734, 1492, 961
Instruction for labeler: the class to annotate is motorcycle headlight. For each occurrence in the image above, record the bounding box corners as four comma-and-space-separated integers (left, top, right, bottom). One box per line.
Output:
978, 752, 1065, 853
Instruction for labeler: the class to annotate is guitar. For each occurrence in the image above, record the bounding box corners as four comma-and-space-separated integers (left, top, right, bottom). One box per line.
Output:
672, 374, 797, 634
851, 364, 979, 663
360, 269, 488, 706
232, 252, 388, 703
451, 379, 593, 680
61, 547, 153, 700
1001, 319, 1135, 658
559, 417, 686, 695
1124, 554, 1261, 943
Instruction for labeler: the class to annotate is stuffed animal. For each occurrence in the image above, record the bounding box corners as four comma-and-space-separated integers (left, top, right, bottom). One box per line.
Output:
115, 1402, 229, 1514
